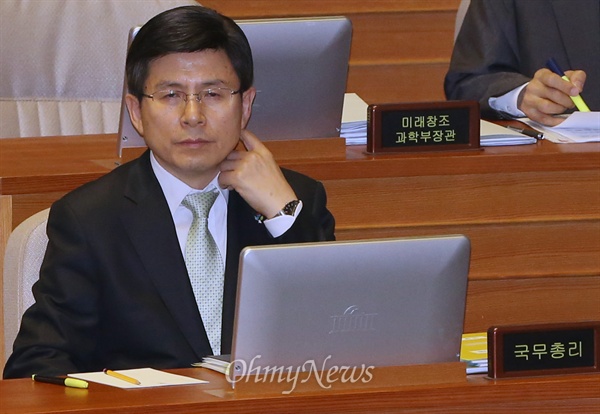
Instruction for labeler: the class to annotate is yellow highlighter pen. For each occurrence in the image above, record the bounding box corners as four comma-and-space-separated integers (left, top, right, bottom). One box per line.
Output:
32, 374, 89, 389
546, 58, 591, 112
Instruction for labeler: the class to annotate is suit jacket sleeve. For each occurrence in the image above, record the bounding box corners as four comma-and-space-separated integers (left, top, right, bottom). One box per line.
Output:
444, 0, 530, 117
277, 168, 335, 243
3, 198, 101, 378
445, 0, 600, 117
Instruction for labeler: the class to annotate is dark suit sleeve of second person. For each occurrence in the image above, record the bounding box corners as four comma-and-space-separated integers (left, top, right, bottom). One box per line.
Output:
444, 0, 531, 117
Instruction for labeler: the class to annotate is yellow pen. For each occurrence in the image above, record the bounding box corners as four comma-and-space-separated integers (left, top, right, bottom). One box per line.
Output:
103, 368, 141, 385
546, 58, 590, 112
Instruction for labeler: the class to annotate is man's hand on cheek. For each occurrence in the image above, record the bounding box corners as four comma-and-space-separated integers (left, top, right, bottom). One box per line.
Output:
218, 130, 297, 218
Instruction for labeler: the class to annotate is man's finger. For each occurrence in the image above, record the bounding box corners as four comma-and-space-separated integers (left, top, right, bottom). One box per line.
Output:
239, 129, 264, 152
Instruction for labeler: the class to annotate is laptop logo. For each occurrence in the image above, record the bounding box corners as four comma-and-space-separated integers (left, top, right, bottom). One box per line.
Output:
329, 305, 377, 334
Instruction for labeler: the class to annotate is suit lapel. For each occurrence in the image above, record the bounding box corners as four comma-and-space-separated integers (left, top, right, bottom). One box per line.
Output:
119, 152, 212, 358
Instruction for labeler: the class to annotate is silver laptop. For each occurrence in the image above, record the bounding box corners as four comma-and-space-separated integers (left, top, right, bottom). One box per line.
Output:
229, 235, 470, 379
117, 17, 352, 156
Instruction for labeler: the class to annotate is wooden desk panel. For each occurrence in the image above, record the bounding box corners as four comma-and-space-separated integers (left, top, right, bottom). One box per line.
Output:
323, 170, 598, 229
335, 221, 600, 280
0, 134, 117, 195
200, 0, 461, 17
1, 368, 599, 413
348, 62, 450, 104
1, 135, 599, 338
466, 276, 600, 332
323, 170, 600, 279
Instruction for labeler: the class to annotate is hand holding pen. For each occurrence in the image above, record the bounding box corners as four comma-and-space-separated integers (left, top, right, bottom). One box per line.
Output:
546, 58, 590, 112
517, 58, 590, 126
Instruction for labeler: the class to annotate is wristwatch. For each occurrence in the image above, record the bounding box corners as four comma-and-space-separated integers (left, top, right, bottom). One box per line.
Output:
273, 199, 301, 218
255, 200, 302, 223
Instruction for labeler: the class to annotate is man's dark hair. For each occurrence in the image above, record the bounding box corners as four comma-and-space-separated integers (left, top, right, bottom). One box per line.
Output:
125, 5, 253, 100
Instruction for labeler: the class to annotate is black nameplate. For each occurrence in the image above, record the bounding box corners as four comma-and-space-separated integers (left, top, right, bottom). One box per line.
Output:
366, 101, 480, 154
488, 321, 600, 379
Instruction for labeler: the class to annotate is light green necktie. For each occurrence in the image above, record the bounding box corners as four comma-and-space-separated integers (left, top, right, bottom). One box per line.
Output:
182, 191, 224, 355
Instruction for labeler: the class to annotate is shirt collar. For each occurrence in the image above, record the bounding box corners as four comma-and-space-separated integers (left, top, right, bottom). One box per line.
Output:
149, 151, 229, 216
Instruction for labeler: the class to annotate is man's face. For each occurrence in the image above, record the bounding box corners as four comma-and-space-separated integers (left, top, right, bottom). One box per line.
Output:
126, 49, 255, 189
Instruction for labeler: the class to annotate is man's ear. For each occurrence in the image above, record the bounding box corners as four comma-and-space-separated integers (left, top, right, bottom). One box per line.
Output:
125, 93, 144, 136
240, 87, 256, 129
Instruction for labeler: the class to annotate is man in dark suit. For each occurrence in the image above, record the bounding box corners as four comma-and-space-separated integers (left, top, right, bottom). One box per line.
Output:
3, 5, 335, 379
445, 0, 599, 126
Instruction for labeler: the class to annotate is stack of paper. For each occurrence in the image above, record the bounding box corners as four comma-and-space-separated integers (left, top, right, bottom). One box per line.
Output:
460, 332, 488, 375
193, 354, 232, 376
520, 112, 600, 143
340, 93, 368, 145
479, 120, 537, 146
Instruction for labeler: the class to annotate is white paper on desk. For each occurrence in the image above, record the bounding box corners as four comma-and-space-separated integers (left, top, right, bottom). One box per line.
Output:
68, 367, 208, 389
479, 120, 537, 146
520, 112, 600, 143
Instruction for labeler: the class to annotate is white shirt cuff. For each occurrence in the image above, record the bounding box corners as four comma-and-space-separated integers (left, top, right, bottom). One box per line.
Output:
263, 200, 303, 238
489, 83, 528, 118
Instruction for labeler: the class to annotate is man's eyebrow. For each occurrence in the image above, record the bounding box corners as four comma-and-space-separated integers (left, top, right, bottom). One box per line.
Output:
151, 81, 184, 90
151, 79, 229, 90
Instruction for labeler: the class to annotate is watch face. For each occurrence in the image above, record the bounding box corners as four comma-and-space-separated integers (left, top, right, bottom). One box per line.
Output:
283, 200, 300, 215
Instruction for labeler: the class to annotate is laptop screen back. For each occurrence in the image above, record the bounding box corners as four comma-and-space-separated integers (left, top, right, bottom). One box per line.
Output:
230, 235, 471, 379
117, 17, 352, 156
